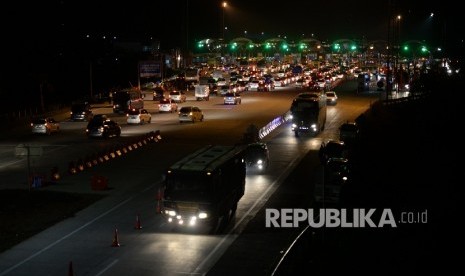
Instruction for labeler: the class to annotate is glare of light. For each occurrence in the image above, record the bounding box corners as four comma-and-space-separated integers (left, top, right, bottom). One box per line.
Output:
430, 13, 434, 17
397, 15, 401, 20
223, 1, 227, 8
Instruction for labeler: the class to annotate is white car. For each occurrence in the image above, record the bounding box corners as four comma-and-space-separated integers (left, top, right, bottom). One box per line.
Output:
248, 80, 260, 90
127, 109, 152, 124
325, 91, 338, 105
31, 117, 60, 135
216, 78, 227, 86
159, 98, 178, 113
169, 91, 186, 103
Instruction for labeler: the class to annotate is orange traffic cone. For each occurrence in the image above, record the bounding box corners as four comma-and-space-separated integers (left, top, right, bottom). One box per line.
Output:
68, 261, 74, 276
156, 187, 163, 200
111, 228, 120, 247
135, 214, 142, 229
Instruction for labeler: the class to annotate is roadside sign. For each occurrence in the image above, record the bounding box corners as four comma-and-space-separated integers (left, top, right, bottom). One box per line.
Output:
139, 60, 162, 78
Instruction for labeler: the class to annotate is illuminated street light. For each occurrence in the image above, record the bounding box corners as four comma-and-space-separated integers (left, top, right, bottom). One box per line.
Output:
222, 2, 227, 40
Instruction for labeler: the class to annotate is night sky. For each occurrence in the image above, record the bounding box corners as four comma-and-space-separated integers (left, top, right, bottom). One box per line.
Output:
3, 0, 463, 52
1, 0, 463, 105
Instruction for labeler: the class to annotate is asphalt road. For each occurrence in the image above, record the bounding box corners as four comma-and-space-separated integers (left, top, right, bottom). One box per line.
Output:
0, 80, 378, 275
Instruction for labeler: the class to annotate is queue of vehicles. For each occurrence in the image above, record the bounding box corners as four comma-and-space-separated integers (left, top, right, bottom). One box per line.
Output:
26, 63, 351, 235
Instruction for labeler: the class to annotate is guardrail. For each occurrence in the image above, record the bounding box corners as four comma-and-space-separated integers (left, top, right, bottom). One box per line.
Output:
381, 92, 426, 106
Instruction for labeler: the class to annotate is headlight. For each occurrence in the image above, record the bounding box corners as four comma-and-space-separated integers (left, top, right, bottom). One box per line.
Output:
165, 210, 176, 216
292, 123, 297, 128
311, 124, 317, 128
198, 212, 208, 219
257, 159, 263, 164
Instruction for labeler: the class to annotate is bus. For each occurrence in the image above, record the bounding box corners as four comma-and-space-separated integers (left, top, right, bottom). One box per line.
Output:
290, 92, 327, 137
161, 145, 246, 233
112, 88, 144, 114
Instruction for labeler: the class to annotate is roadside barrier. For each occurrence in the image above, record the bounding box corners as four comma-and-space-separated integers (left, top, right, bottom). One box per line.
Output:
52, 131, 162, 185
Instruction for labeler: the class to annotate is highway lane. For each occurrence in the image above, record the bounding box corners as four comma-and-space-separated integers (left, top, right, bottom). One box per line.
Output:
0, 80, 378, 275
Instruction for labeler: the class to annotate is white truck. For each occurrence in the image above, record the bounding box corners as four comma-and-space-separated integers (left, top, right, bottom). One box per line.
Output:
194, 84, 210, 101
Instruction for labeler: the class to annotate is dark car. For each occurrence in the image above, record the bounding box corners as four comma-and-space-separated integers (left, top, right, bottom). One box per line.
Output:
319, 140, 348, 164
152, 87, 165, 101
70, 102, 93, 121
86, 117, 121, 138
315, 157, 350, 204
243, 142, 270, 173
339, 122, 360, 144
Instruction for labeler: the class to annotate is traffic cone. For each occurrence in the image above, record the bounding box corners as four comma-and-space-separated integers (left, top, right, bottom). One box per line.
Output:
68, 161, 77, 175
156, 187, 163, 200
135, 214, 142, 229
156, 199, 161, 214
77, 158, 85, 172
51, 166, 60, 181
68, 261, 74, 276
111, 228, 120, 247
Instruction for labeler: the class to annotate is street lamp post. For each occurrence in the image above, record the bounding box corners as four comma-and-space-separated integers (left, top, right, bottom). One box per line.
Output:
395, 15, 401, 94
222, 2, 227, 40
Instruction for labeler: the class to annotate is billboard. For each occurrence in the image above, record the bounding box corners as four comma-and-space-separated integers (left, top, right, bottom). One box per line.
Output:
139, 61, 162, 78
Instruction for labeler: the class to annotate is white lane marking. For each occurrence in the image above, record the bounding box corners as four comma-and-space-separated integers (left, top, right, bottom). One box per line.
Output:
95, 259, 119, 276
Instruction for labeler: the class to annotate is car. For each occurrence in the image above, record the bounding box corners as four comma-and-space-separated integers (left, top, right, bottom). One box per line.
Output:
219, 85, 235, 96
178, 106, 204, 123
216, 77, 227, 86
224, 92, 241, 105
319, 140, 348, 164
273, 77, 286, 87
243, 142, 270, 173
248, 80, 260, 90
296, 92, 321, 99
86, 117, 121, 138
325, 91, 338, 105
158, 98, 178, 113
237, 80, 249, 91
70, 102, 93, 121
324, 157, 351, 186
295, 78, 308, 89
207, 78, 218, 94
169, 90, 186, 103
126, 108, 152, 124
152, 87, 165, 101
339, 121, 360, 144
314, 157, 350, 204
31, 117, 60, 135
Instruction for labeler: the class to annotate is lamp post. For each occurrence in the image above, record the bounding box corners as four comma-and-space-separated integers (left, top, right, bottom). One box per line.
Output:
222, 2, 227, 40
395, 15, 401, 94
